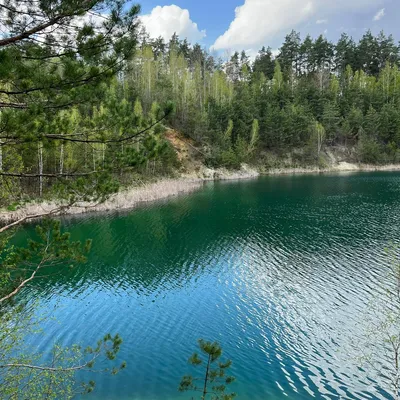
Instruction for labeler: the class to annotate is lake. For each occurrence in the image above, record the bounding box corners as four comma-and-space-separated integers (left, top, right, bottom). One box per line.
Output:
15, 172, 400, 399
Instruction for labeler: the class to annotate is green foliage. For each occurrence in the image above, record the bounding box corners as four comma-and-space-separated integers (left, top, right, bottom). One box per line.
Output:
179, 339, 236, 400
253, 47, 275, 79
0, 305, 125, 400
219, 149, 239, 169
0, 220, 125, 398
4, 24, 400, 186
124, 28, 400, 168
309, 121, 326, 156
0, 219, 91, 303
358, 135, 383, 164
0, 1, 154, 397
6, 203, 18, 212
0, 0, 176, 206
248, 119, 260, 155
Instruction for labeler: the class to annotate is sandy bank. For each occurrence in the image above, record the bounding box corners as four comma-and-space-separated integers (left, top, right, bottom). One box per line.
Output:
265, 162, 400, 175
0, 179, 203, 225
2, 162, 400, 226
183, 164, 260, 180
0, 166, 260, 225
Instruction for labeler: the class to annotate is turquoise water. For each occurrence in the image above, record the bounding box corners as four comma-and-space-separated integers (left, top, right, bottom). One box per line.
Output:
16, 172, 400, 399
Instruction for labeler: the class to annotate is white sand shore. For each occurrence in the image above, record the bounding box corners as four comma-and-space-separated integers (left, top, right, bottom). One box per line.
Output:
265, 162, 400, 175
1, 162, 399, 225
0, 166, 260, 225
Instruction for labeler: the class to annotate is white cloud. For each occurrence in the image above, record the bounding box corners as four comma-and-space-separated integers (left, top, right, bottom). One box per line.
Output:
212, 0, 314, 52
140, 5, 206, 43
211, 0, 384, 53
373, 8, 385, 21
316, 19, 328, 24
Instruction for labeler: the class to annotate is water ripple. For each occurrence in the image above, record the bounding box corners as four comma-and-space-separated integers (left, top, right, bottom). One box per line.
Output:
13, 172, 400, 400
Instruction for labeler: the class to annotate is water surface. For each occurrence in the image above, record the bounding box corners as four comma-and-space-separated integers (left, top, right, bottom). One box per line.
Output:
17, 172, 400, 399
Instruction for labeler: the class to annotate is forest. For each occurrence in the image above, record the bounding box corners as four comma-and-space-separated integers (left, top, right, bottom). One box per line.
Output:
131, 28, 400, 170
2, 9, 400, 205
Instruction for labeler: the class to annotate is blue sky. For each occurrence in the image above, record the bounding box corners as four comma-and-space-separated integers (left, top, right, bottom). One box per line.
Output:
138, 0, 400, 56
140, 0, 238, 44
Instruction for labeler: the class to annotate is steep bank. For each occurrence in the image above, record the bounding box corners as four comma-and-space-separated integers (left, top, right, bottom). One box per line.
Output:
0, 166, 260, 225
167, 129, 400, 176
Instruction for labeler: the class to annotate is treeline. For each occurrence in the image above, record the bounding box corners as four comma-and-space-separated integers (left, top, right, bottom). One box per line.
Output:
2, 28, 400, 205
132, 29, 400, 168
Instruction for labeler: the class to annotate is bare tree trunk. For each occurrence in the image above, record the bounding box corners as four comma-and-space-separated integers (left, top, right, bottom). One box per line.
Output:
203, 61, 206, 111
38, 141, 43, 197
318, 132, 321, 156
93, 145, 96, 171
84, 142, 88, 169
0, 140, 3, 172
59, 143, 64, 174
148, 67, 151, 104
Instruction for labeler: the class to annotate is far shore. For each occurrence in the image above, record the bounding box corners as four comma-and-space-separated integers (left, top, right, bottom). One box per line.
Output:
1, 162, 400, 225
264, 162, 400, 175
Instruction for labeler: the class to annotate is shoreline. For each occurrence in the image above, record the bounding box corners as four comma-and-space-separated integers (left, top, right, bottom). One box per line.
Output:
263, 162, 400, 175
0, 179, 204, 226
1, 163, 400, 225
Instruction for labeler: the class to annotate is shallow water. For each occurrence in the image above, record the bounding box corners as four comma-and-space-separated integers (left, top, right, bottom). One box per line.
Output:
16, 172, 400, 399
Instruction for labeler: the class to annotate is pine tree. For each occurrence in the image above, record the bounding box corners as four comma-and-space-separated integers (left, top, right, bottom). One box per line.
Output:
179, 340, 236, 400
334, 33, 357, 74
356, 30, 380, 76
253, 46, 275, 79
299, 35, 314, 74
0, 0, 155, 204
279, 30, 301, 76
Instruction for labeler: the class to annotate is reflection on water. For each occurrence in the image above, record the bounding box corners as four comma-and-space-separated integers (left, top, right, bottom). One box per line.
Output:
16, 172, 400, 399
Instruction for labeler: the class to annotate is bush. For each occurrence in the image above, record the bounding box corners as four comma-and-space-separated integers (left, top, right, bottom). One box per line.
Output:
318, 155, 329, 169
220, 149, 241, 169
6, 203, 18, 212
358, 137, 382, 164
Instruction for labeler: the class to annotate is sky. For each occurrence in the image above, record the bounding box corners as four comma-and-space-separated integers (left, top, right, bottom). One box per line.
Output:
138, 0, 400, 58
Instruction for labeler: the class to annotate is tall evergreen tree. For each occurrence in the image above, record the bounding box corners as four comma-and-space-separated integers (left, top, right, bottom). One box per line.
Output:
279, 30, 301, 76
253, 46, 275, 79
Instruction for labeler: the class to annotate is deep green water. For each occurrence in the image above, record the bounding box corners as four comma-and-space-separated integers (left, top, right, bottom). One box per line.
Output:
16, 172, 400, 399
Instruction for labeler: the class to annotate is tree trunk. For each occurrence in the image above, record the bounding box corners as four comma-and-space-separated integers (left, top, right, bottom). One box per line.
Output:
59, 143, 64, 174
38, 141, 43, 197
0, 140, 3, 172
84, 142, 88, 169
202, 354, 211, 400
317, 132, 321, 156
93, 145, 96, 171
148, 67, 151, 103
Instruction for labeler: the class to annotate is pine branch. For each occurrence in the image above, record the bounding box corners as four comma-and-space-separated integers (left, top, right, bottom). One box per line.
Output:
0, 237, 50, 303
0, 204, 72, 234
0, 61, 122, 96
0, 362, 91, 372
44, 114, 168, 144
0, 14, 74, 48
0, 112, 169, 144
0, 171, 97, 178
0, 2, 99, 47
0, 102, 27, 109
